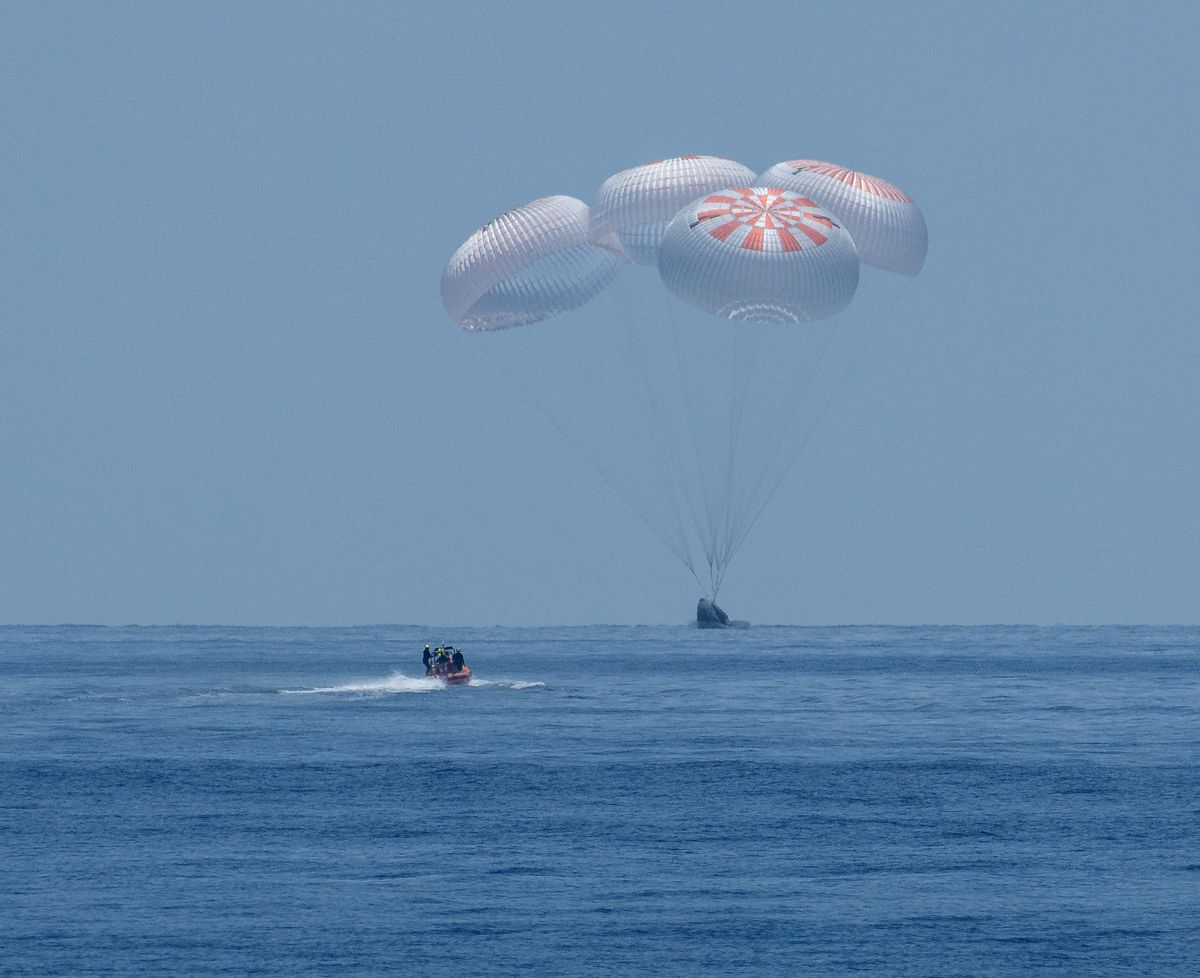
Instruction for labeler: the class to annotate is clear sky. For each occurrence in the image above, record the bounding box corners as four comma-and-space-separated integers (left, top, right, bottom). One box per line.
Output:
2, 1, 1197, 626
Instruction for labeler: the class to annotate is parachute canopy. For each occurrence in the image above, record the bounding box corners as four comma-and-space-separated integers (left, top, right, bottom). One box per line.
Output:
658, 187, 859, 323
589, 156, 757, 266
756, 161, 927, 276
440, 195, 626, 331
440, 155, 925, 599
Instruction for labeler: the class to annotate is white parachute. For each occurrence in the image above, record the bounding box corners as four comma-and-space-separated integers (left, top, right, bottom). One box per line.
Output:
441, 157, 925, 600
589, 156, 758, 265
441, 195, 626, 331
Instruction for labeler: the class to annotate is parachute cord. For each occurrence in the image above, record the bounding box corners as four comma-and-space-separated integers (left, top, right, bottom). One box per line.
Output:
720, 321, 843, 571
605, 280, 731, 592
628, 286, 696, 573
622, 295, 707, 579
722, 279, 915, 570
495, 343, 701, 581
713, 321, 757, 593
718, 320, 752, 588
637, 287, 709, 575
666, 297, 724, 575
724, 321, 772, 575
712, 319, 840, 578
672, 314, 715, 573
624, 307, 705, 580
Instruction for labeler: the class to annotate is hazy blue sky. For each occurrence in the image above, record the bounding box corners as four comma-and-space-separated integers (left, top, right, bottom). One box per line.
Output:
2, 1, 1197, 625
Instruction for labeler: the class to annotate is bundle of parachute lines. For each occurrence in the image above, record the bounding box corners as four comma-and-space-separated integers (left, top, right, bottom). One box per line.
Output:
441, 156, 927, 331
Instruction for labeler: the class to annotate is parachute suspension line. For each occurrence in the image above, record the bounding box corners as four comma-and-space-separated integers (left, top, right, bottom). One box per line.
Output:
679, 332, 722, 579
494, 344, 700, 581
716, 318, 842, 577
700, 307, 746, 595
724, 278, 915, 567
617, 292, 706, 583
699, 367, 729, 594
727, 323, 772, 569
648, 292, 715, 583
724, 319, 842, 566
717, 320, 751, 591
705, 315, 768, 600
713, 319, 757, 597
663, 293, 726, 585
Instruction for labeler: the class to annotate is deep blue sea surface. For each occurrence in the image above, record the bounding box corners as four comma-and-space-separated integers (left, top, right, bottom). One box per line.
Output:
3, 624, 1198, 976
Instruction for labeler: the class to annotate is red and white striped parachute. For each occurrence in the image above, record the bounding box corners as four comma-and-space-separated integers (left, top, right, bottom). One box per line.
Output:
756, 160, 927, 276
658, 187, 859, 323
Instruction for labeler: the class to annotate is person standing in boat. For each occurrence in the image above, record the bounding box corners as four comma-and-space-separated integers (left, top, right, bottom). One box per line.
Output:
422, 644, 432, 674
451, 647, 465, 673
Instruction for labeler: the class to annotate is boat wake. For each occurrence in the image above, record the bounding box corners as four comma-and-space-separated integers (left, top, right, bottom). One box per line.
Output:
469, 678, 545, 690
280, 671, 438, 695
279, 672, 545, 696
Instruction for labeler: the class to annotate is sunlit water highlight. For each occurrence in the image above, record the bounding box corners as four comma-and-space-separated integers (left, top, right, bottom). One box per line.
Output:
3, 624, 1198, 976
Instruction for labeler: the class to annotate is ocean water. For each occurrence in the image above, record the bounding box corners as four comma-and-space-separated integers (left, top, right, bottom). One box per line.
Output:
3, 624, 1198, 977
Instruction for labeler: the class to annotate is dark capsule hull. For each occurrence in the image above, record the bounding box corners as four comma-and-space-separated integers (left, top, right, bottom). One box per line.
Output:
697, 598, 731, 629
